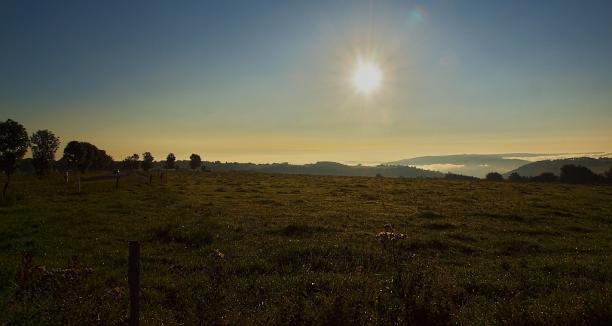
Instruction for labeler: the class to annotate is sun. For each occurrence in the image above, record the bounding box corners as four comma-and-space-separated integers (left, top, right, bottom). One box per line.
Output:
352, 59, 383, 95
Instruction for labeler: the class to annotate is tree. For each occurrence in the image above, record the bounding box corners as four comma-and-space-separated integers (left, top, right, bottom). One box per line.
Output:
560, 164, 600, 184
142, 152, 154, 172
507, 172, 524, 182
122, 153, 140, 170
444, 173, 479, 181
0, 119, 30, 198
165, 153, 176, 169
532, 172, 558, 183
79, 142, 101, 173
90, 147, 113, 170
142, 152, 154, 184
66, 142, 113, 172
485, 172, 503, 181
606, 167, 612, 182
31, 130, 60, 176
63, 141, 86, 192
189, 153, 202, 170
57, 141, 113, 191
77, 142, 93, 173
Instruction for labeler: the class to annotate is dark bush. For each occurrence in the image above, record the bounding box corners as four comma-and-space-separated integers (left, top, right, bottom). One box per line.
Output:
507, 172, 524, 182
560, 164, 600, 184
445, 173, 479, 181
485, 172, 503, 181
532, 172, 558, 182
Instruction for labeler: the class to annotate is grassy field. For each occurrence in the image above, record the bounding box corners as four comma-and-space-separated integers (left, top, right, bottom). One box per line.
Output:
1, 171, 611, 325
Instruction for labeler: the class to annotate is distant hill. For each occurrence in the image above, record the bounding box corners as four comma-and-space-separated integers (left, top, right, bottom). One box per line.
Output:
387, 154, 531, 178
505, 157, 612, 177
22, 158, 442, 179
201, 161, 444, 178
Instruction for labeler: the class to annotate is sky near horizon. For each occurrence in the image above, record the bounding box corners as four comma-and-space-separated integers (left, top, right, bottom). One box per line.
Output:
1, 0, 611, 164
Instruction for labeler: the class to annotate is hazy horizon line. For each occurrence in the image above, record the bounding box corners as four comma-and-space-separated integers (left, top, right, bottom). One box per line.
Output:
151, 151, 612, 166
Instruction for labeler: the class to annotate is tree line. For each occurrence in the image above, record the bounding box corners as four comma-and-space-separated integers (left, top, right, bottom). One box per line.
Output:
0, 119, 205, 197
120, 152, 202, 171
2, 118, 612, 198
485, 164, 612, 184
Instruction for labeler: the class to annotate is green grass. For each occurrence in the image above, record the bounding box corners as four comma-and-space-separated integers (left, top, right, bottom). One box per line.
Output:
1, 171, 612, 325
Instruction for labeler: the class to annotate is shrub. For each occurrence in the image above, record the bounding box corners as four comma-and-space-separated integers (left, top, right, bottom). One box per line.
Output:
507, 172, 524, 182
560, 164, 600, 184
485, 172, 503, 181
532, 172, 558, 182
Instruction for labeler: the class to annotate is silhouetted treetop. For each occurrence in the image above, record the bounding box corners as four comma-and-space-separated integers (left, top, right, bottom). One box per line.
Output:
62, 141, 113, 173
63, 141, 85, 172
142, 152, 154, 172
189, 153, 202, 170
165, 153, 176, 169
0, 119, 30, 197
0, 119, 29, 172
31, 129, 60, 176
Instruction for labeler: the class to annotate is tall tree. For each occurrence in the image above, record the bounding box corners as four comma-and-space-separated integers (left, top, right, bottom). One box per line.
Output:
165, 153, 176, 169
67, 142, 113, 172
79, 142, 97, 173
142, 152, 154, 184
0, 119, 30, 198
91, 148, 113, 170
142, 152, 154, 172
31, 130, 60, 176
63, 141, 85, 193
189, 153, 202, 170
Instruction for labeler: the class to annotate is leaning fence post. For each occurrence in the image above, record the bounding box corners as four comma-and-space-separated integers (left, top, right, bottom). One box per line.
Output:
128, 241, 140, 326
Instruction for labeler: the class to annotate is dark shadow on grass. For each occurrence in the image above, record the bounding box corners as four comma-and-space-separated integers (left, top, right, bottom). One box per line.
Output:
152, 223, 214, 248
267, 223, 338, 238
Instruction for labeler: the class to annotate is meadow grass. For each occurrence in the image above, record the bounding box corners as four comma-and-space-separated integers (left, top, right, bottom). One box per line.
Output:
1, 171, 611, 325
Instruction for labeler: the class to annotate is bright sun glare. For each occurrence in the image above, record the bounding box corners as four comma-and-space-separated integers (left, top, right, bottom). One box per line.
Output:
352, 59, 382, 95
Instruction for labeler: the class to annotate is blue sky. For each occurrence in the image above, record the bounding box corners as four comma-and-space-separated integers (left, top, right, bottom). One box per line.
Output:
1, 0, 611, 163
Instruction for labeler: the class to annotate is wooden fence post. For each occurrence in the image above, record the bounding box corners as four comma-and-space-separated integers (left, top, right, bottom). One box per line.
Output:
77, 172, 81, 193
128, 241, 140, 326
